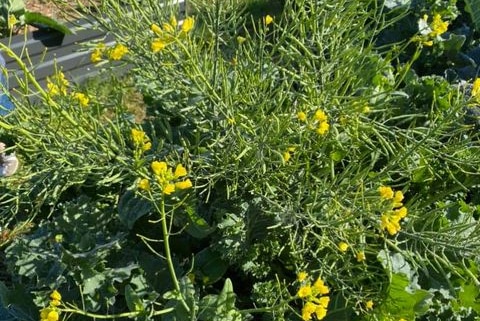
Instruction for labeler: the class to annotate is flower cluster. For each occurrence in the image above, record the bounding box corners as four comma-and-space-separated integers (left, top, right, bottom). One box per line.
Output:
39, 290, 62, 321
415, 14, 449, 46
296, 272, 330, 321
139, 161, 192, 195
297, 109, 330, 136
282, 147, 295, 163
47, 71, 69, 96
378, 186, 408, 235
150, 16, 195, 53
131, 128, 152, 152
72, 92, 89, 107
90, 42, 129, 63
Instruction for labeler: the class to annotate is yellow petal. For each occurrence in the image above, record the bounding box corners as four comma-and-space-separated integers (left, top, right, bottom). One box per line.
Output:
174, 164, 187, 178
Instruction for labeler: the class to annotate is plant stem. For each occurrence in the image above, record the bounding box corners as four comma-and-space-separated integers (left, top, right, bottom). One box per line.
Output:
159, 197, 191, 314
61, 306, 174, 319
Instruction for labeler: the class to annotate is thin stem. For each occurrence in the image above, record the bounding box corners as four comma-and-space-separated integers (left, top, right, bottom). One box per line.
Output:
61, 306, 174, 319
159, 197, 191, 314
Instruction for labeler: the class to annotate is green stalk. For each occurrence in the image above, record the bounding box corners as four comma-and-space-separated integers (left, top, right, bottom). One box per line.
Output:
159, 198, 191, 314
61, 306, 174, 319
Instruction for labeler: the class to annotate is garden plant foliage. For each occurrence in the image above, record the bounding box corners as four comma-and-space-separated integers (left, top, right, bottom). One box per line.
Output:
0, 0, 480, 320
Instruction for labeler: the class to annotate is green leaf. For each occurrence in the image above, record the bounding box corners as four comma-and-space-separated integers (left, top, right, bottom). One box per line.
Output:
217, 279, 237, 312
198, 279, 242, 321
125, 285, 145, 312
465, 0, 480, 31
162, 277, 196, 321
194, 248, 229, 285
383, 273, 432, 319
118, 190, 152, 229
457, 283, 480, 313
443, 34, 466, 55
23, 11, 72, 34
10, 0, 24, 13
184, 206, 215, 239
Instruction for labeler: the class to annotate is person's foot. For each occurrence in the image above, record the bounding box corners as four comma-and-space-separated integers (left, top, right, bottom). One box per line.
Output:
0, 142, 19, 177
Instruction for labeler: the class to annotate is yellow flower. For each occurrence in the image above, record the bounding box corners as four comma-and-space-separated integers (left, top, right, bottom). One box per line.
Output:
175, 179, 192, 190
315, 305, 327, 320
365, 300, 374, 310
47, 310, 59, 321
381, 214, 401, 235
237, 36, 246, 44
151, 23, 162, 35
301, 301, 316, 321
138, 178, 150, 191
283, 151, 291, 163
356, 251, 366, 262
40, 308, 49, 319
472, 78, 480, 100
143, 142, 152, 151
378, 186, 394, 199
429, 14, 448, 37
152, 161, 168, 176
163, 22, 175, 33
174, 164, 187, 178
91, 48, 103, 63
181, 16, 195, 33
73, 92, 89, 107
393, 206, 408, 219
393, 190, 404, 207
312, 278, 329, 295
316, 296, 330, 308
297, 111, 307, 122
163, 183, 176, 195
131, 128, 151, 150
170, 15, 178, 29
8, 14, 17, 29
297, 285, 312, 298
151, 38, 167, 53
50, 299, 61, 306
47, 82, 60, 96
316, 121, 329, 135
338, 241, 349, 252
50, 290, 62, 301
314, 110, 328, 122
109, 43, 128, 60
264, 15, 273, 26
297, 271, 308, 282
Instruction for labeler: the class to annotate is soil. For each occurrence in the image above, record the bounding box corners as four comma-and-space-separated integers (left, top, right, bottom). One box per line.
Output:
25, 0, 84, 20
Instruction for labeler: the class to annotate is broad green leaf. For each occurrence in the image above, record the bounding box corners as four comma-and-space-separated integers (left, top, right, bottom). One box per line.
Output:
125, 285, 145, 312
118, 190, 152, 229
384, 273, 432, 318
465, 0, 480, 31
194, 248, 229, 285
23, 11, 72, 34
457, 283, 480, 313
184, 206, 215, 239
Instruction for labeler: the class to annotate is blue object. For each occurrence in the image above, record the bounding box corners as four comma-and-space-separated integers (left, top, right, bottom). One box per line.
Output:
0, 53, 14, 116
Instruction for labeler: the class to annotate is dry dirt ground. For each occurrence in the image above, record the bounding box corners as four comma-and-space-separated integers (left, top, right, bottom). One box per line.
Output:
25, 0, 86, 20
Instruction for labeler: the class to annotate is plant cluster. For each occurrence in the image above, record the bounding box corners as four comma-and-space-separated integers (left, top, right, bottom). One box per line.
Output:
0, 0, 479, 320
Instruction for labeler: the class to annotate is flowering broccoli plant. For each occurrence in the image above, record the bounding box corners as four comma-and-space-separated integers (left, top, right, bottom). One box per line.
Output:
0, 0, 479, 321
